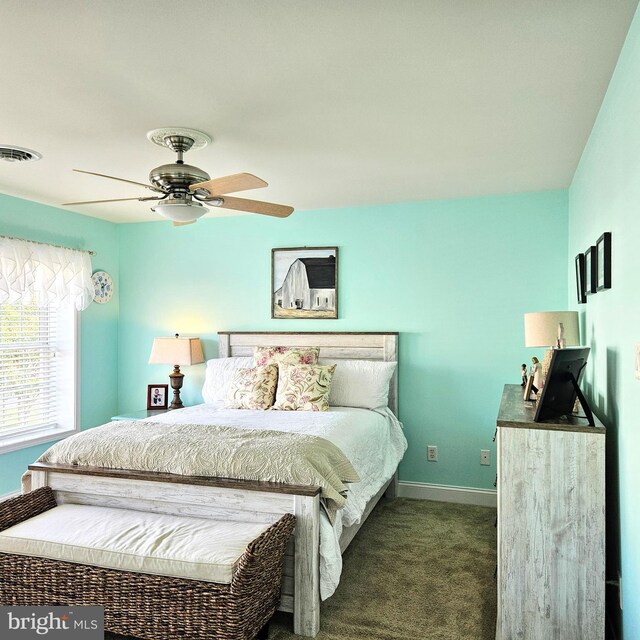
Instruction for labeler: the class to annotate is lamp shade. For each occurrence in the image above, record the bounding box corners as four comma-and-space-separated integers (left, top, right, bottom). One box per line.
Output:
149, 335, 205, 366
524, 311, 580, 348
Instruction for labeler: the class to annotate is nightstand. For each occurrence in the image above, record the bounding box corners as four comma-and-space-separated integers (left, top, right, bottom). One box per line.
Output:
111, 409, 172, 421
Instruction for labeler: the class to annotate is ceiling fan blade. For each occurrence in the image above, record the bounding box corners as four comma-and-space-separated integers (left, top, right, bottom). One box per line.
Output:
189, 173, 268, 196
173, 220, 197, 227
62, 196, 162, 206
73, 169, 164, 193
214, 195, 294, 218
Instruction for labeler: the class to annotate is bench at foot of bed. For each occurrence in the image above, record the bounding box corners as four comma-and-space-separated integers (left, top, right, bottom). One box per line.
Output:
0, 487, 295, 640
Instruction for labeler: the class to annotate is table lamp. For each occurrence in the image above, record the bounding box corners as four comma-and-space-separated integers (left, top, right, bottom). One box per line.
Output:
149, 333, 205, 409
524, 311, 580, 382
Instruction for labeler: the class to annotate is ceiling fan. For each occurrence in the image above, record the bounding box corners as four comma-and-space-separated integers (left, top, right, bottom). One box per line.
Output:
62, 127, 294, 225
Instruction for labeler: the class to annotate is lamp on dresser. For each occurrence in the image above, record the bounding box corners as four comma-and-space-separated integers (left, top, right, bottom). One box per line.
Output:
149, 334, 205, 409
524, 311, 580, 383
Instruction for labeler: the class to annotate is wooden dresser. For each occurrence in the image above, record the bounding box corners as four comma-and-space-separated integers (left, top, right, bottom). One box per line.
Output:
495, 384, 605, 640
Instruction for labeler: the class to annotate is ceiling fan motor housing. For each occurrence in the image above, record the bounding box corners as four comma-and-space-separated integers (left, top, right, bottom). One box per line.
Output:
148, 163, 210, 192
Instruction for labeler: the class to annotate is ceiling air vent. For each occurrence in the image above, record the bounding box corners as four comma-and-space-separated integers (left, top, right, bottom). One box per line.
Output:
0, 146, 42, 163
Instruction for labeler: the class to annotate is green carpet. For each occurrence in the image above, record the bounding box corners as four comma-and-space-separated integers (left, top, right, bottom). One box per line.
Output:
107, 498, 497, 640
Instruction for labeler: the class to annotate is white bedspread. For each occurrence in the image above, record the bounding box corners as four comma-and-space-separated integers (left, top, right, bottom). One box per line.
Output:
151, 403, 407, 599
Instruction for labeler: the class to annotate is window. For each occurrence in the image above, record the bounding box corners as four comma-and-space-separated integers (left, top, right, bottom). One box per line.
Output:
0, 303, 78, 453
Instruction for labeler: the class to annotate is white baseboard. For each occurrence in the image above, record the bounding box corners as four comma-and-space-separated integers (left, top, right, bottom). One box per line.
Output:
0, 490, 20, 501
398, 481, 497, 508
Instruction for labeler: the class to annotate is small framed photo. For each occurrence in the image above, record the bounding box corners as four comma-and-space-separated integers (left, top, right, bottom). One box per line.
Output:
596, 232, 611, 291
147, 384, 168, 410
575, 253, 586, 304
635, 344, 640, 380
584, 245, 597, 295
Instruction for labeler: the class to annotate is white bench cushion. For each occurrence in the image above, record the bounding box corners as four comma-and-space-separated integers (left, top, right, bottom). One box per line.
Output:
0, 504, 271, 584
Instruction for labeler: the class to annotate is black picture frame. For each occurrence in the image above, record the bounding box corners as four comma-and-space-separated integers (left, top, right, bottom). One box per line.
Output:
147, 384, 168, 410
596, 232, 611, 291
584, 246, 597, 295
534, 347, 594, 426
575, 253, 586, 304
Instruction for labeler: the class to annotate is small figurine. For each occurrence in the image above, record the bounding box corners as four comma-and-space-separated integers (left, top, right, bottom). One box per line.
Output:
520, 363, 527, 386
530, 356, 543, 393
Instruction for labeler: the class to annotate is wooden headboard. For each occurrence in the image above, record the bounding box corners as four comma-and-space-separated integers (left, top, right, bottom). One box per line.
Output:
218, 332, 399, 415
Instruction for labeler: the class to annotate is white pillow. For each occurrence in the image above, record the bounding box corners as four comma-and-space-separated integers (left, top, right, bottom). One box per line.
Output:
318, 359, 396, 409
202, 357, 253, 403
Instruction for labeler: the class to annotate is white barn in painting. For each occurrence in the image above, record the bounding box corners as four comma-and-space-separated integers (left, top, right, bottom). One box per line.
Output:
274, 256, 336, 311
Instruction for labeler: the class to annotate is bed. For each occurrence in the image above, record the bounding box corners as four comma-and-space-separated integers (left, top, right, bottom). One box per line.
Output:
24, 331, 404, 637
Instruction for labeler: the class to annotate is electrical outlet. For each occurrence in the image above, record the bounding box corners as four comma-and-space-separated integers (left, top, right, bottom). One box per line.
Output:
427, 445, 438, 462
480, 450, 490, 466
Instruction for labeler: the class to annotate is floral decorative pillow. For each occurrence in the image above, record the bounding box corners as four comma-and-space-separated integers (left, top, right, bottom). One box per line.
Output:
254, 346, 320, 367
272, 363, 337, 412
224, 365, 278, 410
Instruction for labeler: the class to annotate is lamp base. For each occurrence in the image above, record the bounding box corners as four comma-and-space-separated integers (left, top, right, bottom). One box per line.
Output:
169, 365, 184, 410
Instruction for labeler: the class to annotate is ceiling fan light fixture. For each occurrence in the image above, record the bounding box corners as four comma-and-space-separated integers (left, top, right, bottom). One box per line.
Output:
151, 199, 208, 222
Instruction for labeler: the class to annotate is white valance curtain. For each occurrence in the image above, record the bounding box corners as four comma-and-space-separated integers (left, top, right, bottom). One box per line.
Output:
0, 237, 95, 310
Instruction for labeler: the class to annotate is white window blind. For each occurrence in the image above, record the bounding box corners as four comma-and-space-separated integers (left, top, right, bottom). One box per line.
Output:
0, 304, 58, 432
0, 303, 77, 452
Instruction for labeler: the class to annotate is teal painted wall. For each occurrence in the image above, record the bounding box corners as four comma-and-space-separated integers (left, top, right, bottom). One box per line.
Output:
569, 4, 640, 635
0, 193, 119, 494
118, 190, 568, 490
0, 189, 570, 495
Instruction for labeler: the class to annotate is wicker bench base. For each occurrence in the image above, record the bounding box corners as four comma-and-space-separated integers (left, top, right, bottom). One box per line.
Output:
0, 488, 295, 640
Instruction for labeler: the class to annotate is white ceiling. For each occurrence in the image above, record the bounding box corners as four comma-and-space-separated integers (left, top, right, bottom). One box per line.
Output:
0, 0, 637, 223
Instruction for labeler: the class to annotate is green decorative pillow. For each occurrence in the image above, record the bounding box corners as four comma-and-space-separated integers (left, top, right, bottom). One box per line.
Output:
254, 346, 320, 367
272, 363, 337, 412
224, 364, 278, 410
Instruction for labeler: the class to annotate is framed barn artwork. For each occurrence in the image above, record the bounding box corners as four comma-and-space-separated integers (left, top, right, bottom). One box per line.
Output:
272, 247, 338, 319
